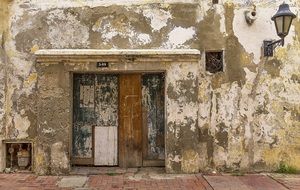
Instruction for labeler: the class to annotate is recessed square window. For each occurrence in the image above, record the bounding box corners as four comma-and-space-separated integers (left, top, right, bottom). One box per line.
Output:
5, 142, 32, 171
212, 0, 219, 4
205, 51, 223, 73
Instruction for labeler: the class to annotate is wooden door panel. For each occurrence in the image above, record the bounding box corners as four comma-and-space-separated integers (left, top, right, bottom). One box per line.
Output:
73, 74, 119, 166
94, 75, 118, 166
73, 73, 165, 167
72, 74, 95, 165
94, 126, 118, 165
142, 73, 165, 166
119, 74, 142, 167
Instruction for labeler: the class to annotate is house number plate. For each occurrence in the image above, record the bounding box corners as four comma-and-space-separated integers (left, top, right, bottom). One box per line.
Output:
97, 62, 109, 68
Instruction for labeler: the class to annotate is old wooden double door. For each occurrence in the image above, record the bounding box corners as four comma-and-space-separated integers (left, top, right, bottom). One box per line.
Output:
72, 73, 165, 167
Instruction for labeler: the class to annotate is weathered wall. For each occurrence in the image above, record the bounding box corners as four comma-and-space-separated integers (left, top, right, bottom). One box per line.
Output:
0, 0, 10, 170
197, 1, 300, 172
0, 0, 299, 174
35, 53, 199, 174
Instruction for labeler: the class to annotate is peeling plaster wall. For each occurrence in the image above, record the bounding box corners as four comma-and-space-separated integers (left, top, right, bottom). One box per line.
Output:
0, 0, 10, 170
196, 1, 300, 173
0, 1, 8, 127
0, 0, 300, 174
35, 54, 199, 174
166, 62, 199, 173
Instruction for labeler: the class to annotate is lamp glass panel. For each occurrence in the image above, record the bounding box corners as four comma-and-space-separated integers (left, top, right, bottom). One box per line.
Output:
283, 15, 293, 34
275, 16, 283, 35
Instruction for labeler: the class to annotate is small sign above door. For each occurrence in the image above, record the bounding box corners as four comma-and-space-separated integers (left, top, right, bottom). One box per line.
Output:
97, 62, 109, 68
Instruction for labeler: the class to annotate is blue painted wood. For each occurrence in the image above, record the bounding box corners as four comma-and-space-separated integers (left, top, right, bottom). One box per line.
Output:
73, 74, 118, 161
142, 73, 165, 160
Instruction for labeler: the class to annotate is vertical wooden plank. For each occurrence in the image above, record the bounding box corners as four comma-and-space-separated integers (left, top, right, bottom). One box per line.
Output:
95, 75, 118, 127
119, 74, 142, 167
72, 74, 95, 164
73, 124, 93, 158
94, 75, 118, 166
142, 73, 165, 163
110, 126, 118, 165
94, 126, 117, 165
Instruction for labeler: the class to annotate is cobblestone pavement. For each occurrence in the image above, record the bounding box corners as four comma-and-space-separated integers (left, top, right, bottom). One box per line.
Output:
0, 170, 299, 190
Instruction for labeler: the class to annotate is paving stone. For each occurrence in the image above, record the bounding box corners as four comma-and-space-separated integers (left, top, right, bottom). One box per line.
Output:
204, 174, 288, 190
0, 172, 299, 189
57, 176, 88, 188
269, 173, 300, 190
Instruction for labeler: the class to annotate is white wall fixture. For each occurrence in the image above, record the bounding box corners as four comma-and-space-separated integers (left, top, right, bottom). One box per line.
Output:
244, 6, 257, 25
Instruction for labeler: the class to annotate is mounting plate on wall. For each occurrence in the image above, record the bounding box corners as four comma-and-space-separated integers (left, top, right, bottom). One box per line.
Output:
263, 40, 274, 57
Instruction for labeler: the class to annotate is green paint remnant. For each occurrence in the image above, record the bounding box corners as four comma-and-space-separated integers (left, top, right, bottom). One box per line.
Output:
276, 162, 299, 174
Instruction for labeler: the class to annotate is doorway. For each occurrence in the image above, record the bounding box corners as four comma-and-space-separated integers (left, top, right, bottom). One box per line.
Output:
72, 73, 165, 167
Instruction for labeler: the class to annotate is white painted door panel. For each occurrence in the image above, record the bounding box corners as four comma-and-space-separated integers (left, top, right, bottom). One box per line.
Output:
94, 126, 118, 166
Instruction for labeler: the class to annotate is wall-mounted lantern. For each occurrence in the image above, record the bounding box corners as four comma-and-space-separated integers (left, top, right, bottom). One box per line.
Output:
263, 3, 296, 57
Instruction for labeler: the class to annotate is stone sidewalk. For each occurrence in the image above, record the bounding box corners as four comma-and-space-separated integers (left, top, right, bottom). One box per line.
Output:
0, 170, 299, 190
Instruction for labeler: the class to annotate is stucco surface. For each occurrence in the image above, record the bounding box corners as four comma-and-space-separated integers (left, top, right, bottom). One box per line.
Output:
0, 0, 299, 174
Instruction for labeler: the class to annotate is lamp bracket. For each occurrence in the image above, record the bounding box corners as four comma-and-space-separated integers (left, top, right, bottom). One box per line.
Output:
263, 38, 284, 57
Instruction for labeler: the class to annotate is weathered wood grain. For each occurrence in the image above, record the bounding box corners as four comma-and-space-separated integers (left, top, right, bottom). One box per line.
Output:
73, 74, 95, 163
119, 74, 142, 167
94, 126, 117, 165
142, 73, 165, 162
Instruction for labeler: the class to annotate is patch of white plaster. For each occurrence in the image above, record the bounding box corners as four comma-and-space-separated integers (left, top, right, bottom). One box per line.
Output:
275, 55, 300, 103
42, 128, 56, 134
227, 138, 246, 167
244, 68, 257, 87
168, 101, 198, 122
213, 145, 227, 167
168, 154, 182, 163
13, 113, 30, 139
93, 17, 151, 47
210, 92, 217, 136
11, 17, 34, 37
0, 62, 5, 126
244, 124, 252, 139
255, 120, 274, 143
233, 7, 295, 64
46, 9, 90, 48
196, 1, 208, 22
51, 142, 69, 172
20, 109, 25, 115
216, 5, 226, 34
137, 33, 151, 45
142, 8, 172, 32
216, 82, 240, 127
15, 0, 199, 11
231, 0, 294, 8
163, 27, 196, 48
166, 63, 198, 134
196, 1, 226, 34
168, 124, 180, 139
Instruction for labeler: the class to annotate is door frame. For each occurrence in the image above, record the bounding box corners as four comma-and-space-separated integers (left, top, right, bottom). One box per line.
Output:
70, 71, 166, 167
